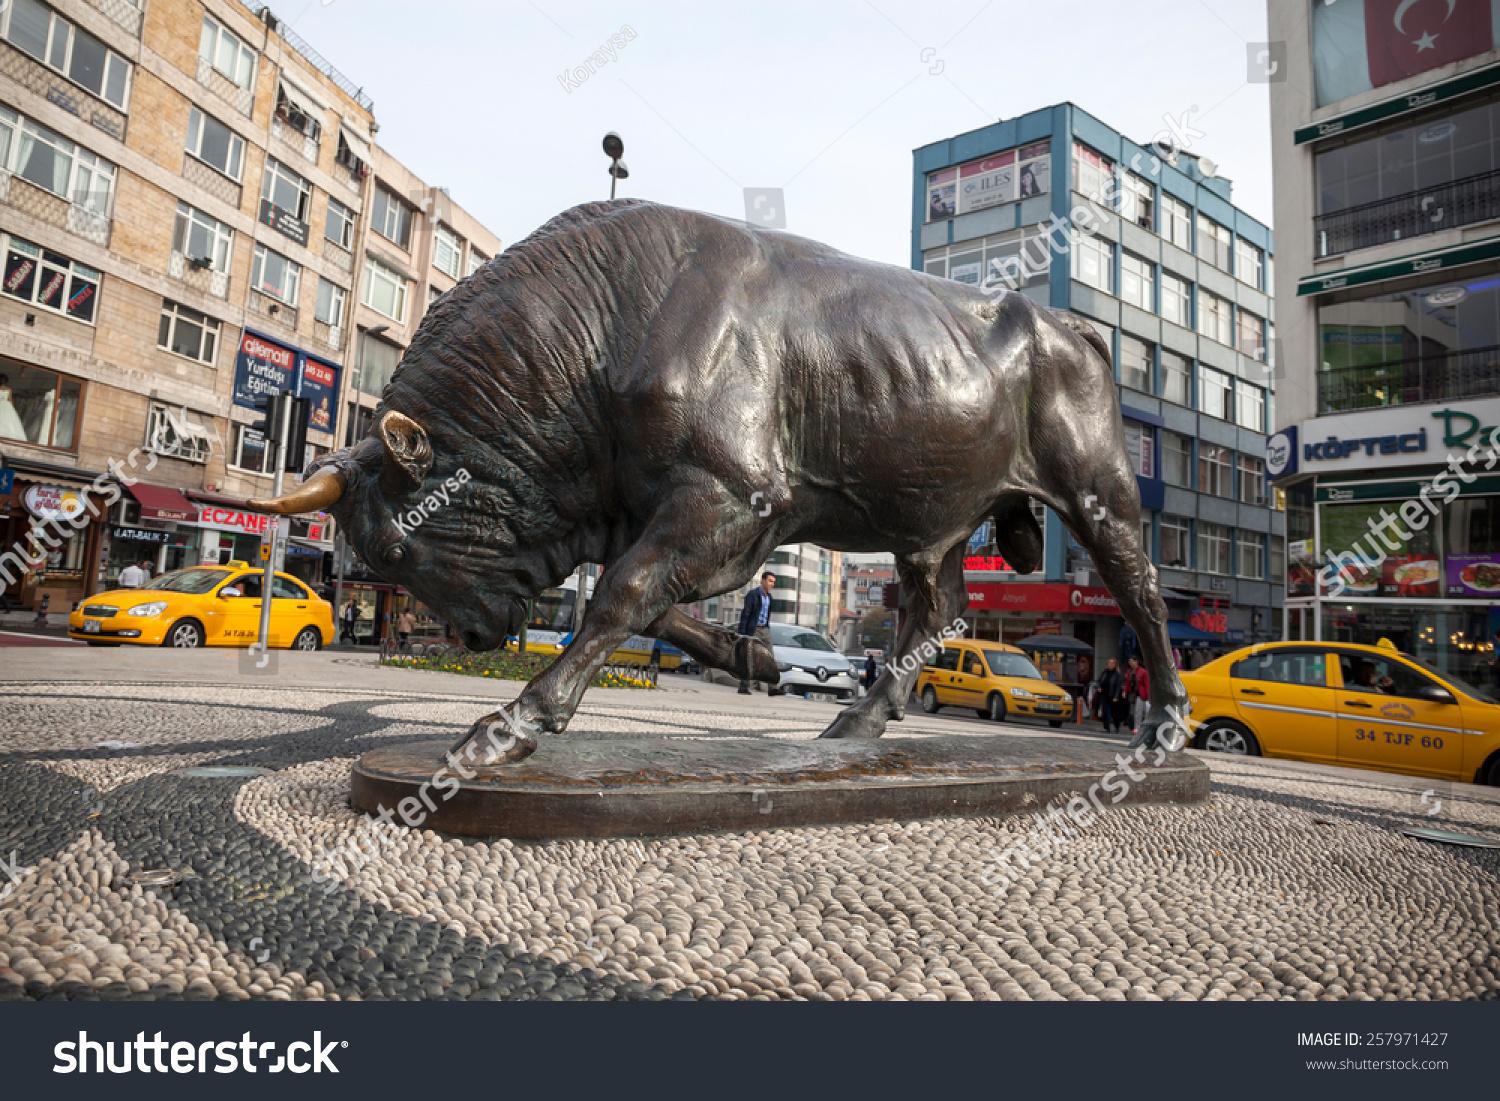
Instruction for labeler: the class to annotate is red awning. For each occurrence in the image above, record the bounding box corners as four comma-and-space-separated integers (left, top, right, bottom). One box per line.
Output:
126, 482, 199, 523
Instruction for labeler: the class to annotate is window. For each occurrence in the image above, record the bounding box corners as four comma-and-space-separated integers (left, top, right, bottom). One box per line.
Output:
1270, 536, 1285, 581
1198, 444, 1232, 498
1121, 172, 1153, 230
2, 235, 100, 323
434, 224, 462, 279
1162, 431, 1191, 487
356, 329, 400, 397
1336, 653, 1439, 700
1235, 238, 1263, 289
261, 158, 311, 223
926, 646, 961, 672
1162, 195, 1191, 250
324, 197, 355, 250
157, 300, 219, 365
1161, 515, 1191, 568
275, 82, 320, 141
467, 249, 488, 276
251, 244, 300, 304
1071, 142, 1112, 199
314, 278, 345, 328
1160, 351, 1189, 406
361, 256, 407, 321
1232, 649, 1325, 686
145, 404, 211, 463
1235, 380, 1265, 432
0, 361, 82, 448
962, 651, 984, 676
172, 202, 232, 273
1198, 289, 1232, 345
1238, 454, 1266, 506
1119, 334, 1150, 392
372, 185, 412, 249
1236, 309, 1264, 360
1140, 515, 1153, 557
0, 107, 116, 214
1237, 532, 1264, 579
1196, 215, 1232, 270
199, 13, 255, 91
1197, 521, 1230, 575
3, 0, 130, 108
1160, 272, 1189, 327
1199, 366, 1231, 420
1120, 253, 1153, 310
231, 425, 269, 474
186, 107, 244, 181
427, 284, 443, 307
1072, 232, 1112, 294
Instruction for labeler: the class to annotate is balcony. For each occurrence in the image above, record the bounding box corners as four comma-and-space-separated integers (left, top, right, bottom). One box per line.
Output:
0, 171, 112, 249
1315, 168, 1500, 258
1319, 344, 1500, 413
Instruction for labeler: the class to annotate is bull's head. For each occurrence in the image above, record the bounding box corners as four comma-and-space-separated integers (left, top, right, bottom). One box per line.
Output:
248, 410, 533, 651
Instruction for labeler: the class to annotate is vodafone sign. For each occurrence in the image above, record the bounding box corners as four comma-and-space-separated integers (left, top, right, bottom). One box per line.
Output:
965, 584, 1120, 616
196, 507, 271, 536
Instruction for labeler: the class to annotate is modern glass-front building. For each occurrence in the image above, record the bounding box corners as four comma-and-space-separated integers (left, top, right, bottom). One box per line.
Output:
913, 103, 1283, 669
1267, 0, 1500, 685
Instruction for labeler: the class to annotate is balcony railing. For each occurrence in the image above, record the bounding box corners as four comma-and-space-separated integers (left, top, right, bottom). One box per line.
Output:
1315, 168, 1500, 258
1319, 344, 1500, 412
254, 7, 375, 114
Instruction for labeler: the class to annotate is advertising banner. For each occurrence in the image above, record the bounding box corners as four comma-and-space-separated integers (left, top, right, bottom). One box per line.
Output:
299, 356, 340, 434
958, 153, 1016, 215
1446, 554, 1500, 597
233, 329, 341, 439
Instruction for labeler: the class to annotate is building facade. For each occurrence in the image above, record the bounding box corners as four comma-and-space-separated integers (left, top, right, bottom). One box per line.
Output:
1267, 0, 1500, 684
0, 0, 498, 628
913, 102, 1284, 675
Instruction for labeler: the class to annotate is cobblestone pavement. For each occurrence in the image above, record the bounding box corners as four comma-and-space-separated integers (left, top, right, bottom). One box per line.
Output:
1, 650, 1497, 1002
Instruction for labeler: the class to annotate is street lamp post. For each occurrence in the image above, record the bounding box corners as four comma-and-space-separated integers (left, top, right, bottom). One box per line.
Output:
604, 131, 628, 200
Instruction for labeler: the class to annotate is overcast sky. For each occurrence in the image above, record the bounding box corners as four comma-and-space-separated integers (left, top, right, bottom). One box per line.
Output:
278, 0, 1273, 264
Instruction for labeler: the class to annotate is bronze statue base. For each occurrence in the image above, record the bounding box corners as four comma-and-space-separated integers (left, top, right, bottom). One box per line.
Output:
350, 736, 1209, 840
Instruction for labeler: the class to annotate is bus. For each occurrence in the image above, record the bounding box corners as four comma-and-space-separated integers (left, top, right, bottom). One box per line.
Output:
517, 574, 683, 670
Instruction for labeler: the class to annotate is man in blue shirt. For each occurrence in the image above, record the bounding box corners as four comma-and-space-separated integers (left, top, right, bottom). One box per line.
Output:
737, 571, 776, 694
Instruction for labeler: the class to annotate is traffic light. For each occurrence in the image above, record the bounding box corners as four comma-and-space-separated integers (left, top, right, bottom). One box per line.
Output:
249, 391, 287, 447
282, 396, 310, 473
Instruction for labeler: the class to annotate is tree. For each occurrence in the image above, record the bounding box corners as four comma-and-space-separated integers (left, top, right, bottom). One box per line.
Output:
858, 606, 895, 653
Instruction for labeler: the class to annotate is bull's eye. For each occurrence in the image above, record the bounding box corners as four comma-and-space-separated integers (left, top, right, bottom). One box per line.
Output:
385, 545, 405, 564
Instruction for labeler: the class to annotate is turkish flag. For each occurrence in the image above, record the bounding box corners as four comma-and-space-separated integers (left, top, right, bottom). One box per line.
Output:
1365, 0, 1492, 87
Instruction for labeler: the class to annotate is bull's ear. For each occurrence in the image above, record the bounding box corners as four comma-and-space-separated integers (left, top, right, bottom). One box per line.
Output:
378, 411, 433, 495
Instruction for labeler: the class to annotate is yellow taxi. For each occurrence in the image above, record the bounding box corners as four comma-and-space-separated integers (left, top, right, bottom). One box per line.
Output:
917, 639, 1072, 727
68, 563, 335, 651
1180, 639, 1500, 786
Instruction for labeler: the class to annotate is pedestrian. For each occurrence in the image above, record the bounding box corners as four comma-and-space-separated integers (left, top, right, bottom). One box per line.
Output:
341, 598, 360, 644
736, 571, 776, 695
1126, 655, 1150, 734
396, 608, 415, 645
1094, 658, 1125, 733
32, 592, 49, 627
136, 559, 153, 587
861, 653, 877, 698
117, 560, 147, 589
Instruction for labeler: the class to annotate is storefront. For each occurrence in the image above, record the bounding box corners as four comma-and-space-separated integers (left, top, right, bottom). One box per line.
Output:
0, 471, 107, 612
962, 582, 1121, 682
101, 482, 202, 586
1270, 396, 1500, 687
187, 494, 275, 567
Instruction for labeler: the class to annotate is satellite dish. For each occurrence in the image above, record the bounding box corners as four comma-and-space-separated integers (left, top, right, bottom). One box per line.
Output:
1198, 157, 1218, 178
602, 132, 624, 159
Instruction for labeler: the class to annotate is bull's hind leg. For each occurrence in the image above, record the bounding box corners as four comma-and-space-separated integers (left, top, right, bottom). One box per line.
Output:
1043, 460, 1190, 753
819, 541, 968, 739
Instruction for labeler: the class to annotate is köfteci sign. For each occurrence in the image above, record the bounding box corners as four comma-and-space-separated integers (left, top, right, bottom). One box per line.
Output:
23, 484, 87, 522
196, 507, 272, 536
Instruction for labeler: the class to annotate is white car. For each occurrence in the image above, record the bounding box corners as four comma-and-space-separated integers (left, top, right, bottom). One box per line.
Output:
768, 623, 859, 701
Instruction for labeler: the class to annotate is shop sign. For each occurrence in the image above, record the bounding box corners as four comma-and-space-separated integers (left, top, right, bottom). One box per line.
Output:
1035, 618, 1062, 635
1445, 553, 1500, 597
259, 200, 310, 247
1190, 610, 1228, 634
964, 555, 1017, 572
196, 507, 272, 536
1225, 629, 1246, 643
1266, 427, 1297, 480
1294, 401, 1500, 474
112, 526, 175, 544
23, 484, 87, 522
964, 584, 1120, 615
232, 329, 341, 438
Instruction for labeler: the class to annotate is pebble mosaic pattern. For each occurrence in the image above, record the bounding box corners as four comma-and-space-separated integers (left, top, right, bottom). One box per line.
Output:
1, 681, 1497, 1001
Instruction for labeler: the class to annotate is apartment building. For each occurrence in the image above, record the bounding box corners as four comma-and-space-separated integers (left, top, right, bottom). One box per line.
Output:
914, 103, 1284, 674
0, 0, 499, 623
1267, 0, 1500, 683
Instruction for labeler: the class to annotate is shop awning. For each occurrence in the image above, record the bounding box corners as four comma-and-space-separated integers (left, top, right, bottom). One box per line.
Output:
1297, 236, 1500, 296
125, 482, 198, 523
1169, 621, 1221, 649
338, 122, 372, 166
1293, 60, 1500, 146
277, 74, 326, 123
1014, 634, 1094, 654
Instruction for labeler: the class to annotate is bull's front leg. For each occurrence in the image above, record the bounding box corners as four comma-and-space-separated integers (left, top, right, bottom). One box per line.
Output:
647, 607, 780, 685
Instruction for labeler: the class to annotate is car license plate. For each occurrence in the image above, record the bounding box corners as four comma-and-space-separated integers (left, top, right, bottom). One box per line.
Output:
808, 691, 836, 703
84, 620, 101, 634
1038, 703, 1061, 713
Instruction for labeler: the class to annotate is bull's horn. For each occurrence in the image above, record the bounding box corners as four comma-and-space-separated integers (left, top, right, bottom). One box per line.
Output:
248, 467, 347, 515
378, 410, 433, 494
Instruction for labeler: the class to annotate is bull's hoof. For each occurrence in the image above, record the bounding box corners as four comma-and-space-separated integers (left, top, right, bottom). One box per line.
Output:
1128, 701, 1191, 754
447, 709, 539, 764
735, 634, 780, 685
817, 705, 888, 740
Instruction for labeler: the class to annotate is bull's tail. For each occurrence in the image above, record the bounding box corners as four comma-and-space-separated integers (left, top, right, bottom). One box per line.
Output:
1049, 309, 1112, 370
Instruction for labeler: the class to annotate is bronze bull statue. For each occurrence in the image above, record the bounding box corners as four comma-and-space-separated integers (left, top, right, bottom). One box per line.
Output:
252, 200, 1190, 762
